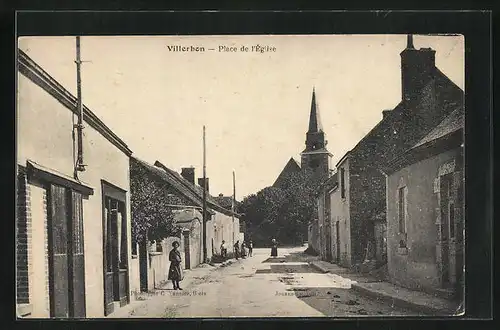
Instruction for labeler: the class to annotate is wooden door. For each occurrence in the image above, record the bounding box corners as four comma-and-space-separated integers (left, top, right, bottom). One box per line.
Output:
103, 197, 114, 315
48, 185, 69, 317
69, 191, 86, 317
440, 174, 453, 287
336, 221, 340, 264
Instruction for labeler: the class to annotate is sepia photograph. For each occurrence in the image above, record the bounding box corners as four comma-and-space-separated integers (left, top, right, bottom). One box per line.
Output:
16, 34, 464, 319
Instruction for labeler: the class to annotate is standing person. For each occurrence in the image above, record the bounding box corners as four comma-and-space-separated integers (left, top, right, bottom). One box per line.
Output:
271, 238, 278, 258
241, 241, 247, 258
168, 241, 184, 290
248, 240, 253, 257
234, 240, 240, 259
220, 240, 227, 258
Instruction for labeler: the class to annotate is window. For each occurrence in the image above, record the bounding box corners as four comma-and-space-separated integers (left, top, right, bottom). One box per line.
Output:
340, 168, 346, 199
16, 171, 29, 305
398, 186, 408, 248
156, 240, 163, 253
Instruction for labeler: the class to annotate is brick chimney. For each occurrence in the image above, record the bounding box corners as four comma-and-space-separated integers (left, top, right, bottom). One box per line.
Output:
198, 178, 209, 193
400, 34, 436, 104
180, 167, 195, 184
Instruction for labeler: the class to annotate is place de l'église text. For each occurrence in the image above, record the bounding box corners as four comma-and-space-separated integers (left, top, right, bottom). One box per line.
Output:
166, 45, 276, 53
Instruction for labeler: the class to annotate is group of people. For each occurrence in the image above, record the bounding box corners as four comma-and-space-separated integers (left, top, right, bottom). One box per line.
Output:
220, 239, 254, 259
168, 237, 278, 290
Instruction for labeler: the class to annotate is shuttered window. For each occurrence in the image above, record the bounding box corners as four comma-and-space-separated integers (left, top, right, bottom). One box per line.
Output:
72, 192, 84, 254
340, 168, 346, 199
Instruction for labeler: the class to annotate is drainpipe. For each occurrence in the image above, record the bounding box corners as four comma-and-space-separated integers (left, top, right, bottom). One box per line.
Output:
74, 36, 86, 178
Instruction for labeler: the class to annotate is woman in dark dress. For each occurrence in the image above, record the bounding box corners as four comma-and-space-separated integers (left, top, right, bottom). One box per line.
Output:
248, 240, 253, 257
271, 238, 278, 257
168, 241, 184, 290
234, 240, 240, 259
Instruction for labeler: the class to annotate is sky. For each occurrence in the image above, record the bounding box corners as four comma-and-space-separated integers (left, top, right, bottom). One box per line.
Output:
18, 35, 464, 200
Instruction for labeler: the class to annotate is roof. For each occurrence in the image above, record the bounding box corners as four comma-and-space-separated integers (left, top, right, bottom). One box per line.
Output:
130, 156, 213, 213
154, 160, 242, 218
349, 66, 463, 166
316, 172, 339, 197
382, 107, 464, 175
412, 106, 464, 148
273, 157, 302, 187
18, 49, 133, 156
335, 150, 351, 167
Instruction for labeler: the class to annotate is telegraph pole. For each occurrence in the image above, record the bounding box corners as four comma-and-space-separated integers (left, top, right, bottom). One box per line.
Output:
202, 126, 207, 263
75, 36, 86, 177
232, 170, 236, 243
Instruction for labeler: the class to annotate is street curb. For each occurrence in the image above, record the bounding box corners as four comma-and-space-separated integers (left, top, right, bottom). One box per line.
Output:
351, 283, 452, 315
308, 262, 329, 273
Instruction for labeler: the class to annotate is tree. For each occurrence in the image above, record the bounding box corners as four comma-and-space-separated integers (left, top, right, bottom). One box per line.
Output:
130, 162, 181, 245
239, 169, 327, 246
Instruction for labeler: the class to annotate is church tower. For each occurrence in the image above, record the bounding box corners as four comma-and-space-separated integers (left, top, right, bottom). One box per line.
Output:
300, 87, 332, 176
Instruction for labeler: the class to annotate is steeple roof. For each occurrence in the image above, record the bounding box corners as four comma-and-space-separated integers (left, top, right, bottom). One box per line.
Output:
308, 87, 323, 133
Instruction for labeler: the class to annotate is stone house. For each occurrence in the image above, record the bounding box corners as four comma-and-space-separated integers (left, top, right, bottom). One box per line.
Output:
328, 35, 463, 269
129, 157, 211, 293
17, 49, 133, 318
154, 161, 242, 257
129, 156, 242, 292
382, 107, 464, 299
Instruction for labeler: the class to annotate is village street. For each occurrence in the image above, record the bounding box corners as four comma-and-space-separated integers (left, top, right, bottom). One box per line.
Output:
113, 246, 422, 318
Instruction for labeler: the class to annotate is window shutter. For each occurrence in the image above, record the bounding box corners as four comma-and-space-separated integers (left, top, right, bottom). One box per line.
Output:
49, 184, 69, 317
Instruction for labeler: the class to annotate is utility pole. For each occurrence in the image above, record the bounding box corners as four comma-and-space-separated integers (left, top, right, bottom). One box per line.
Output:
232, 170, 236, 243
202, 126, 207, 263
75, 36, 86, 177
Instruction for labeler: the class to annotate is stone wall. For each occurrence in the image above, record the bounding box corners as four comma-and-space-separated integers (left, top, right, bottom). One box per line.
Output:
387, 148, 462, 293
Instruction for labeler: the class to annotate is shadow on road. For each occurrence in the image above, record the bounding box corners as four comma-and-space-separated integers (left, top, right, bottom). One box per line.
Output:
256, 264, 323, 274
293, 286, 423, 317
262, 251, 320, 264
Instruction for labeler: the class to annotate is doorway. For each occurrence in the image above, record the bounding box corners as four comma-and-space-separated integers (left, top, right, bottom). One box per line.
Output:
183, 231, 191, 270
440, 173, 456, 288
102, 182, 129, 316
325, 222, 332, 261
47, 184, 86, 318
336, 221, 341, 264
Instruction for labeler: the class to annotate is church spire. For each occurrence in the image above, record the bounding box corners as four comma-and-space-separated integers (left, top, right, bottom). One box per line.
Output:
308, 87, 322, 133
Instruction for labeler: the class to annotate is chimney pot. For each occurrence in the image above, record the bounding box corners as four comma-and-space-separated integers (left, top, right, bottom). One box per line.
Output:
180, 167, 195, 185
